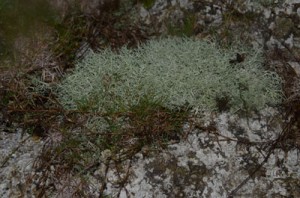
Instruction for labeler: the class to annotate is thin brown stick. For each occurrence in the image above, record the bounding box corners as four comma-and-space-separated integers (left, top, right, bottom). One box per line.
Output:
227, 120, 290, 197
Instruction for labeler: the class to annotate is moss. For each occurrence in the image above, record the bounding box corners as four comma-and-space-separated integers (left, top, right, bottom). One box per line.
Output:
140, 0, 156, 9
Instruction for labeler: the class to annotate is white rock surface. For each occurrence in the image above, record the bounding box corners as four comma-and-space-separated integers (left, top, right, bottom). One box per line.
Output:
0, 128, 43, 198
1, 0, 300, 197
93, 109, 299, 197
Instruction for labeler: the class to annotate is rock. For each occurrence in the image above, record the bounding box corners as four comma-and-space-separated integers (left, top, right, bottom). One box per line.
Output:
92, 109, 300, 197
288, 61, 300, 77
2, 1, 300, 197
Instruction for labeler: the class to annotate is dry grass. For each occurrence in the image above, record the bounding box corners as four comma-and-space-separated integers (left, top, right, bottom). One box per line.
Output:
1, 1, 300, 197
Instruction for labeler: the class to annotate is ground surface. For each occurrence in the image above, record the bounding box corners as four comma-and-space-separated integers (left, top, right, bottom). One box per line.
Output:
1, 0, 300, 197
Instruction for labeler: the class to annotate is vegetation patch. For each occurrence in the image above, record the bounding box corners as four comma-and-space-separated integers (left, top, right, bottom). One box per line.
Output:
140, 0, 156, 9
1, 2, 294, 196
2, 35, 285, 196
57, 37, 283, 114
168, 13, 196, 37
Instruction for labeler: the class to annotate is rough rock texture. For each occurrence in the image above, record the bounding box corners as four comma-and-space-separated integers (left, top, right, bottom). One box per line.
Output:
139, 0, 300, 60
90, 109, 300, 197
1, 0, 300, 197
0, 125, 43, 198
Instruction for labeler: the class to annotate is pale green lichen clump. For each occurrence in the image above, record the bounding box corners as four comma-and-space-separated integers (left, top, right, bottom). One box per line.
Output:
57, 37, 283, 113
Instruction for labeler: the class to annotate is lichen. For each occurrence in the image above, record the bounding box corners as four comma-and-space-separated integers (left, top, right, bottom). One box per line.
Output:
57, 37, 283, 113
